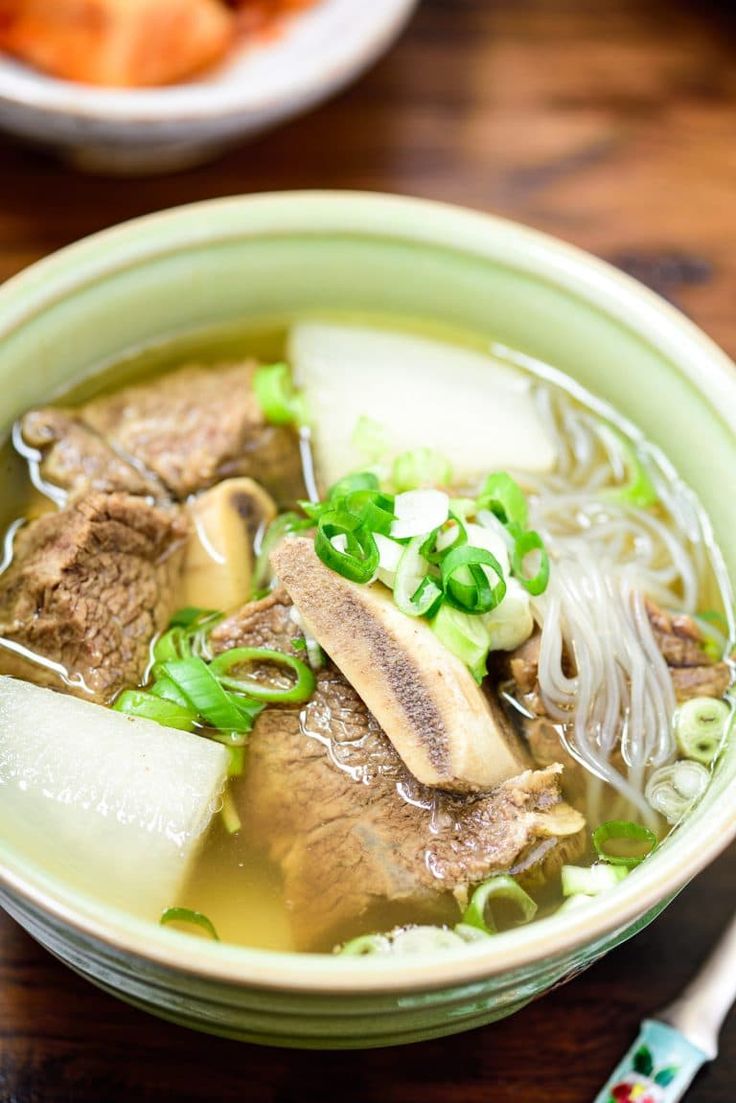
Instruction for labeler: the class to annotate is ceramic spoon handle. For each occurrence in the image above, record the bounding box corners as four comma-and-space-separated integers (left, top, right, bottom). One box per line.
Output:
593, 911, 736, 1102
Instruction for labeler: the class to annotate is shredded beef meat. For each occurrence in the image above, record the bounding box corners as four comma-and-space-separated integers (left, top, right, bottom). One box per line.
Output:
210, 591, 585, 950
503, 598, 730, 716
0, 492, 187, 703
644, 598, 731, 702
21, 361, 305, 505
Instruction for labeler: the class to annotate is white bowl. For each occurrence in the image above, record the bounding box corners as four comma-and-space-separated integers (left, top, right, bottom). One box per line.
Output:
0, 0, 417, 174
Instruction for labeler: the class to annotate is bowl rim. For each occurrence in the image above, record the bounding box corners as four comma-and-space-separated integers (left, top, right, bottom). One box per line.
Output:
0, 190, 735, 996
0, 0, 417, 124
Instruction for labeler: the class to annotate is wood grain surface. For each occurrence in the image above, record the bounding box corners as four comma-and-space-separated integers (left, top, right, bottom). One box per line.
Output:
0, 0, 735, 1099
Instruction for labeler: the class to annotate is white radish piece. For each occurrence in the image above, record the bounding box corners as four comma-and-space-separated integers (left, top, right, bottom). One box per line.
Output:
288, 323, 556, 486
0, 677, 228, 918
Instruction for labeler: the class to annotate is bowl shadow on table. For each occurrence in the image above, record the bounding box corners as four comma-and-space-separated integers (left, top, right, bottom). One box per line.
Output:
1, 846, 733, 1103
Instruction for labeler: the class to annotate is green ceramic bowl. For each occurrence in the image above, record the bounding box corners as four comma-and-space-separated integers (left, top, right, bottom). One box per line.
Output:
0, 192, 734, 1048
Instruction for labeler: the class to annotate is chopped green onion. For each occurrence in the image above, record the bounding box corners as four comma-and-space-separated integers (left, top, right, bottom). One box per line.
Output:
675, 696, 730, 765
604, 430, 658, 508
209, 647, 316, 704
113, 689, 196, 732
476, 472, 528, 530
392, 448, 452, 492
510, 529, 550, 596
226, 746, 246, 778
645, 760, 710, 824
345, 489, 396, 536
168, 607, 217, 629
252, 512, 312, 595
253, 362, 306, 426
699, 609, 729, 633
314, 510, 379, 584
210, 729, 250, 749
153, 627, 192, 665
338, 934, 389, 956
420, 514, 467, 565
430, 604, 491, 683
328, 471, 380, 501
150, 676, 193, 709
592, 820, 657, 868
462, 875, 537, 934
162, 657, 254, 732
160, 907, 219, 941
220, 789, 242, 834
393, 535, 442, 617
441, 545, 506, 614
561, 864, 629, 897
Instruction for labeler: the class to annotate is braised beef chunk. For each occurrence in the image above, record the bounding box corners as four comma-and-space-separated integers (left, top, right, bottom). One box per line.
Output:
22, 362, 305, 505
0, 492, 187, 703
211, 592, 585, 951
22, 408, 166, 499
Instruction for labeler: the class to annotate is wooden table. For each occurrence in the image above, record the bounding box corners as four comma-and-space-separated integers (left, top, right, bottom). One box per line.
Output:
0, 1, 734, 1099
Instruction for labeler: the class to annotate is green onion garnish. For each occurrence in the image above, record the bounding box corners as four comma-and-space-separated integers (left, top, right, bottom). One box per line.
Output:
430, 604, 491, 683
168, 606, 218, 629
561, 863, 629, 896
220, 789, 242, 834
511, 529, 550, 596
345, 489, 396, 536
113, 689, 197, 732
392, 447, 452, 492
674, 696, 730, 765
150, 675, 193, 709
162, 657, 254, 733
252, 511, 313, 596
328, 471, 380, 501
419, 514, 467, 565
209, 647, 316, 704
393, 535, 442, 617
592, 820, 657, 868
603, 429, 658, 508
441, 545, 506, 614
153, 627, 192, 666
252, 362, 307, 426
462, 875, 537, 934
476, 472, 529, 530
226, 745, 246, 778
314, 509, 379, 584
160, 907, 220, 941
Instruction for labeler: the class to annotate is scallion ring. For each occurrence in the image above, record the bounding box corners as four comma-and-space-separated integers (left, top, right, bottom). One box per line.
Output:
345, 489, 396, 536
162, 657, 254, 733
253, 362, 306, 426
441, 546, 506, 614
462, 875, 537, 934
113, 689, 197, 732
393, 534, 442, 617
511, 529, 550, 596
209, 647, 316, 704
476, 472, 529, 530
314, 510, 379, 583
592, 820, 657, 868
675, 696, 730, 765
419, 513, 467, 565
160, 907, 219, 941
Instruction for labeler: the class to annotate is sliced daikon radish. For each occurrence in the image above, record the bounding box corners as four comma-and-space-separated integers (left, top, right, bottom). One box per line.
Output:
288, 323, 556, 486
0, 677, 228, 918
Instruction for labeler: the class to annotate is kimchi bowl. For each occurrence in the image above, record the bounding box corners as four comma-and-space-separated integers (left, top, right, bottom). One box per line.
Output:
0, 0, 417, 173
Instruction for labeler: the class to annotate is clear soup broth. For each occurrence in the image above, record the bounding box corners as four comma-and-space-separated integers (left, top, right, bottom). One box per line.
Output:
0, 316, 732, 955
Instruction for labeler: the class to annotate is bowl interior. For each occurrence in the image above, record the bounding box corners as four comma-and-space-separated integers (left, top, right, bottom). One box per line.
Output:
0, 192, 734, 992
